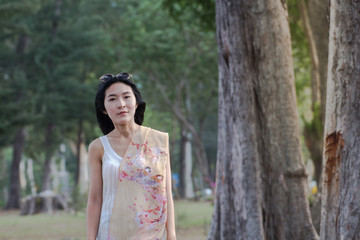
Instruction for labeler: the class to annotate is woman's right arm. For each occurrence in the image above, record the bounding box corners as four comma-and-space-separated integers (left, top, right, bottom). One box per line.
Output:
86, 139, 103, 240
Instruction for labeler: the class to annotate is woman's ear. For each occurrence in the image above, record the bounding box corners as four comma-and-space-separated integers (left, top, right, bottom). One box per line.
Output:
103, 110, 107, 114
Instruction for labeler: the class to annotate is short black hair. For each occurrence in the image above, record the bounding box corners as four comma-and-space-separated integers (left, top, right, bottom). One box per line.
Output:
95, 73, 146, 135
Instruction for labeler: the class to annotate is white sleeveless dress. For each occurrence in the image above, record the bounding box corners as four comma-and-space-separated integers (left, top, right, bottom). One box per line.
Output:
97, 135, 123, 240
96, 127, 168, 240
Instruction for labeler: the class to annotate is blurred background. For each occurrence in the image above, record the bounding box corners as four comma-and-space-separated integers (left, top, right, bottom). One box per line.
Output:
0, 0, 321, 239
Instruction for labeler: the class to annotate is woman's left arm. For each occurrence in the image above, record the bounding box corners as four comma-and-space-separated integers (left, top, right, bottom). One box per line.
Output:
166, 153, 177, 240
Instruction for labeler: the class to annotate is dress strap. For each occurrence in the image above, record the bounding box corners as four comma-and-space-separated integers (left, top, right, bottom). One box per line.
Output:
99, 136, 122, 160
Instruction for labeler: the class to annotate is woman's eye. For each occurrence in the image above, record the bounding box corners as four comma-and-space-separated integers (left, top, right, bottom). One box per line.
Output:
124, 96, 131, 99
109, 98, 116, 101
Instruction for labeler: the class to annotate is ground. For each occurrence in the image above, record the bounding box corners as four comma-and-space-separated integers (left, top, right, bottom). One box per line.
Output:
0, 200, 213, 240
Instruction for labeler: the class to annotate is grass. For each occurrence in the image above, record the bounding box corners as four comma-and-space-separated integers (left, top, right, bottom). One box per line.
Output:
0, 200, 213, 240
0, 211, 86, 240
175, 200, 213, 228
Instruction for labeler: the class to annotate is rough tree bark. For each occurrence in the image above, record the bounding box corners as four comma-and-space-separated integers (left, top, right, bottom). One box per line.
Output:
208, 1, 318, 239
320, 0, 360, 239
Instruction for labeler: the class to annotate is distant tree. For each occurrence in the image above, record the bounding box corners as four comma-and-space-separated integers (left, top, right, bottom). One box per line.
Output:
208, 0, 318, 239
0, 0, 40, 209
4, 0, 111, 211
320, 1, 360, 239
296, 0, 329, 186
114, 1, 218, 183
290, 0, 329, 232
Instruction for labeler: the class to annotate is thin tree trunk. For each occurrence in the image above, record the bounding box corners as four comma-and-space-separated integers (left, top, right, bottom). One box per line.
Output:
155, 79, 213, 181
6, 128, 26, 209
320, 1, 360, 239
300, 0, 329, 183
179, 127, 186, 198
40, 0, 62, 213
307, 0, 329, 125
299, 0, 321, 106
299, 0, 329, 233
75, 119, 83, 185
41, 123, 55, 213
27, 158, 37, 214
0, 150, 6, 205
298, 0, 322, 185
208, 1, 318, 239
184, 132, 195, 198
299, 0, 329, 185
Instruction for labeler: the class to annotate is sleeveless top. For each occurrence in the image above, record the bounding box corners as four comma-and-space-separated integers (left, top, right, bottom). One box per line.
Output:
96, 126, 168, 240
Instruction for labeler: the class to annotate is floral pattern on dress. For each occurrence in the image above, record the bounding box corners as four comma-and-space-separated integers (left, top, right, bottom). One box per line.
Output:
119, 140, 168, 230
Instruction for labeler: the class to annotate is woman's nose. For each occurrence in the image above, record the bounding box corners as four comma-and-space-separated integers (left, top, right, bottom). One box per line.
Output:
117, 99, 125, 108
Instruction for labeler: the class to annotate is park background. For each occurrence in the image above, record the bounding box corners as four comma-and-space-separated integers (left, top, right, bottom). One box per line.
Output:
0, 0, 354, 239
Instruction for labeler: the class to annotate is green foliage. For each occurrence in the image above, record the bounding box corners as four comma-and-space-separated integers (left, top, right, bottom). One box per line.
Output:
288, 0, 312, 97
287, 0, 314, 145
162, 0, 216, 31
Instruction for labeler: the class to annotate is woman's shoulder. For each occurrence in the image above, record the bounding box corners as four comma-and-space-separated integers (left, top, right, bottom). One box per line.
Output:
141, 126, 169, 149
88, 137, 104, 158
142, 125, 168, 136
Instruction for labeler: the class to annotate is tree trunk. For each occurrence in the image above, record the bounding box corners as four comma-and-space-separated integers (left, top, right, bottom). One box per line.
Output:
320, 1, 360, 239
75, 119, 83, 185
178, 127, 196, 199
155, 79, 213, 182
184, 132, 195, 198
0, 150, 7, 205
40, 0, 62, 213
41, 123, 55, 213
26, 158, 37, 214
78, 141, 89, 194
178, 127, 186, 198
6, 128, 26, 209
208, 1, 318, 239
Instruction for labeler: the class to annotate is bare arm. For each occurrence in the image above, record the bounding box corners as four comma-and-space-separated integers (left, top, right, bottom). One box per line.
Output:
86, 139, 103, 240
166, 153, 177, 240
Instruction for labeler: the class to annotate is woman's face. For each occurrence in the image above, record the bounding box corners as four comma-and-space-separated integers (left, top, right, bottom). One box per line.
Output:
103, 82, 138, 126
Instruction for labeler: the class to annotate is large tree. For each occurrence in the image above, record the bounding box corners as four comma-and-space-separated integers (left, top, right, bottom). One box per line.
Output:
320, 0, 360, 239
208, 0, 318, 239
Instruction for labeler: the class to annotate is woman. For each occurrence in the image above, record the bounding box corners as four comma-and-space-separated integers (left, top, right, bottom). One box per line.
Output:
86, 72, 176, 240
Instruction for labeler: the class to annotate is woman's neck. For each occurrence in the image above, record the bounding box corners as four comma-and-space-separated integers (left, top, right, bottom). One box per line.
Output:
112, 121, 139, 138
